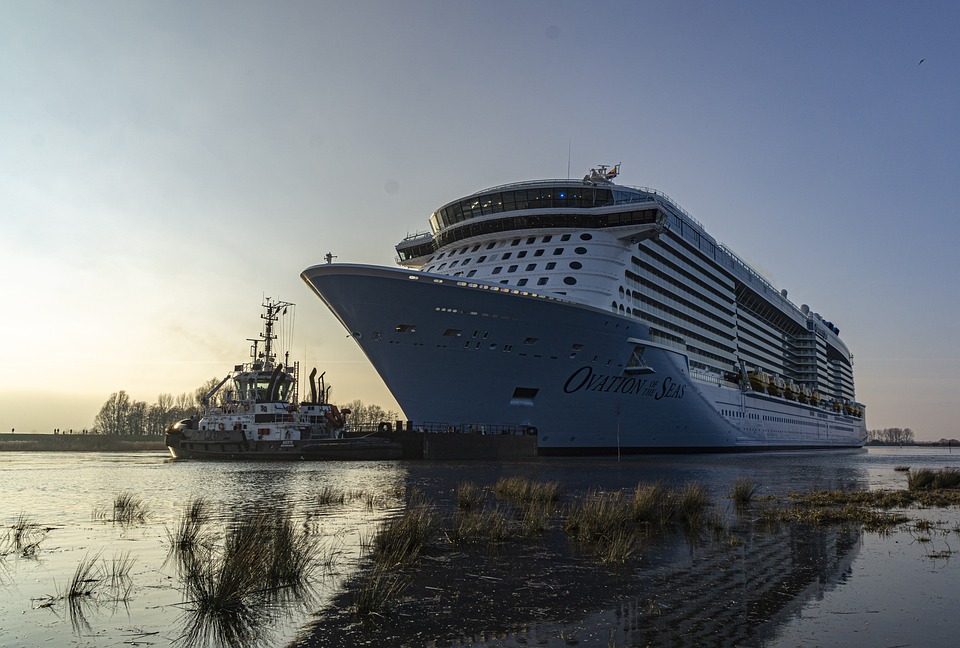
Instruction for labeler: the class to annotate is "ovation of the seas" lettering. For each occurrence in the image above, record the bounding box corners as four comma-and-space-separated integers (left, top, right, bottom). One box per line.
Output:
562, 366, 685, 400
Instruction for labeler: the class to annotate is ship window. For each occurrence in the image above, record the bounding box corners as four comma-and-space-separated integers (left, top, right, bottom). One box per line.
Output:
580, 233, 593, 241
503, 252, 512, 260
526, 237, 536, 244
517, 251, 527, 258
471, 245, 480, 252
467, 270, 477, 277
443, 329, 462, 337
486, 243, 495, 250
524, 338, 538, 345
526, 263, 536, 271
478, 255, 487, 262
537, 277, 548, 286
564, 277, 577, 285
561, 234, 571, 241
517, 278, 528, 286
533, 249, 544, 257
449, 260, 459, 268
492, 267, 502, 274
569, 261, 582, 269
511, 239, 520, 246
463, 258, 471, 265
459, 248, 468, 255
553, 248, 564, 255
542, 235, 552, 243
500, 280, 509, 284
438, 263, 447, 270
574, 247, 587, 255
508, 265, 518, 273
395, 324, 415, 333
437, 252, 446, 259
546, 262, 556, 270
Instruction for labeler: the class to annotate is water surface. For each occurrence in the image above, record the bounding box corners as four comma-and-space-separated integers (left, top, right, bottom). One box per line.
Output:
2, 447, 959, 647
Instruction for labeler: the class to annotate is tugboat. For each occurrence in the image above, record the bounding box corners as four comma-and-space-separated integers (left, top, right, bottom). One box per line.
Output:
164, 299, 402, 461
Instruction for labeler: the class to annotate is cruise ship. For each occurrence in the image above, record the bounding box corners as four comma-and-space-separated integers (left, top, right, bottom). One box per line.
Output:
301, 165, 866, 453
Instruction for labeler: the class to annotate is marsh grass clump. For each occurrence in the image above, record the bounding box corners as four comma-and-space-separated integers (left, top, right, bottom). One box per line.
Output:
112, 492, 149, 525
518, 500, 553, 537
181, 505, 321, 631
731, 478, 760, 510
566, 490, 634, 545
371, 498, 438, 568
447, 507, 510, 545
674, 483, 710, 525
456, 481, 486, 510
316, 485, 346, 506
7, 513, 49, 556
494, 477, 561, 504
353, 564, 411, 619
908, 468, 960, 492
894, 465, 911, 472
631, 482, 672, 526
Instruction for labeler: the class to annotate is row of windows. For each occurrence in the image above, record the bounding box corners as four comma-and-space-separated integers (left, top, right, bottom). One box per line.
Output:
430, 186, 616, 230
432, 210, 659, 251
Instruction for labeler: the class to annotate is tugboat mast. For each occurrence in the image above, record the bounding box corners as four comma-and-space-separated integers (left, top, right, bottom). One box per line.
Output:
251, 298, 293, 370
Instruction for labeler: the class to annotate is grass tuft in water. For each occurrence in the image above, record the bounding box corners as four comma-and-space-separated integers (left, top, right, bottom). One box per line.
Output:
353, 564, 411, 619
731, 478, 760, 511
112, 492, 149, 525
908, 468, 960, 491
372, 497, 437, 568
7, 513, 49, 556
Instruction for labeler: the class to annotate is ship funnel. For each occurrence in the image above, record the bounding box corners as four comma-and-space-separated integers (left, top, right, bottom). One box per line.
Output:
309, 367, 318, 404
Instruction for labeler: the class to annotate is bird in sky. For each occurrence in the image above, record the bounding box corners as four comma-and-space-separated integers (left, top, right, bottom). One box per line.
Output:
919, 58, 925, 65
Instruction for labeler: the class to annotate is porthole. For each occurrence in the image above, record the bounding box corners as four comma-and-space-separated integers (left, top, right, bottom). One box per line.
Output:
563, 277, 577, 286
569, 261, 582, 270
580, 233, 593, 241
574, 247, 587, 255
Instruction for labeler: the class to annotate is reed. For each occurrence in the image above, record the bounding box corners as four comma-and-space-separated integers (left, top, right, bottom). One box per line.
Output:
353, 564, 410, 619
674, 483, 710, 526
494, 476, 561, 504
908, 467, 960, 491
112, 492, 149, 525
565, 490, 631, 542
456, 481, 486, 510
447, 507, 510, 545
372, 499, 437, 568
518, 500, 552, 537
731, 478, 760, 510
166, 497, 214, 574
594, 528, 637, 565
8, 512, 48, 556
316, 485, 346, 506
630, 482, 672, 526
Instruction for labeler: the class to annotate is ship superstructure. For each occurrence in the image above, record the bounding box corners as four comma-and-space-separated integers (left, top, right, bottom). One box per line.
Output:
302, 166, 866, 452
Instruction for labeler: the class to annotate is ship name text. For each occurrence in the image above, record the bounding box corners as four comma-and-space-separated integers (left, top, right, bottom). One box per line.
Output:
562, 366, 685, 400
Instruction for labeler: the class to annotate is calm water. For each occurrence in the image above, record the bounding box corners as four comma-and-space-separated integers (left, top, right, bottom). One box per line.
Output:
2, 447, 960, 647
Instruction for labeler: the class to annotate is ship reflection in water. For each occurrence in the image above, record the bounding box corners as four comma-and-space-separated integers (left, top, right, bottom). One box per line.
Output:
294, 499, 862, 648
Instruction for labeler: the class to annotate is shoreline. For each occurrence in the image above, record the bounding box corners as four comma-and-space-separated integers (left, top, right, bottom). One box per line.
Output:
0, 433, 166, 452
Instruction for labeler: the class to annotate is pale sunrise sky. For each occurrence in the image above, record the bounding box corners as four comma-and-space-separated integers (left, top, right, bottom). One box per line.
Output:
1, 1, 958, 440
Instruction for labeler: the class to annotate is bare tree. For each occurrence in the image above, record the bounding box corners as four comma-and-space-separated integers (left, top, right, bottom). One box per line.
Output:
94, 391, 131, 436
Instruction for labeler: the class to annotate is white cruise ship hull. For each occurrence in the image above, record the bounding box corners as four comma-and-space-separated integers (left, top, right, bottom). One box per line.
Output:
302, 264, 867, 454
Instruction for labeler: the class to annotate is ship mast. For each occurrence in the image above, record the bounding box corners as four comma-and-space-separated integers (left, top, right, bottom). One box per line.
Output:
251, 298, 294, 370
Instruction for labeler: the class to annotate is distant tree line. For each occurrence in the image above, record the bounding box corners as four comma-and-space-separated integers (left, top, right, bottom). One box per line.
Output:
340, 399, 400, 428
92, 380, 399, 436
867, 427, 915, 444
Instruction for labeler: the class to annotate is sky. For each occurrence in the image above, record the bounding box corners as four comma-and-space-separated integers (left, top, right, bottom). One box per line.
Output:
1, 1, 958, 440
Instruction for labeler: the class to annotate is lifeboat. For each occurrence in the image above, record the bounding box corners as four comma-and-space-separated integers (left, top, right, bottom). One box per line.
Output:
810, 391, 822, 406
748, 369, 770, 393
784, 381, 799, 401
768, 375, 786, 397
